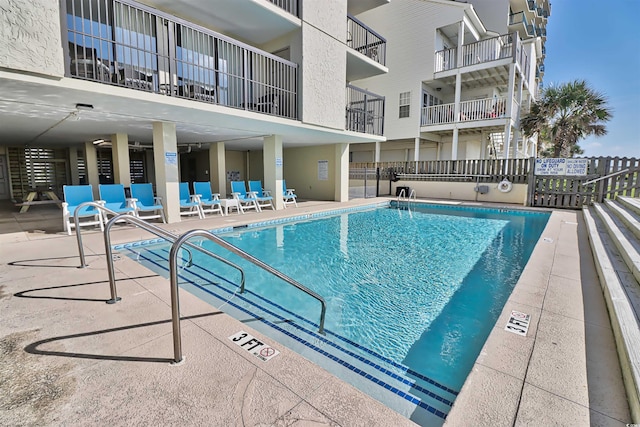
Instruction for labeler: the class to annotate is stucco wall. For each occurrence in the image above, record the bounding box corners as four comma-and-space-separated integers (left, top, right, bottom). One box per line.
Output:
0, 0, 65, 77
299, 0, 347, 129
283, 144, 337, 201
225, 150, 247, 194
392, 181, 527, 205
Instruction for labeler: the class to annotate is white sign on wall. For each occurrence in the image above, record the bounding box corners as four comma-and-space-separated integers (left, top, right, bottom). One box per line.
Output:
318, 160, 329, 181
534, 158, 588, 176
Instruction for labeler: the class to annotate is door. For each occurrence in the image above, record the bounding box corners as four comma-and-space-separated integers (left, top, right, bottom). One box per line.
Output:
0, 155, 9, 199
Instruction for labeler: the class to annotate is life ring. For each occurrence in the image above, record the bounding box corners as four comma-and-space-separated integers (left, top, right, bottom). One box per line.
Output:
498, 179, 513, 193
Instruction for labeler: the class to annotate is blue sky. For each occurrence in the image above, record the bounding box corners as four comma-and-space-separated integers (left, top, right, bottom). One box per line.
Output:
543, 0, 639, 158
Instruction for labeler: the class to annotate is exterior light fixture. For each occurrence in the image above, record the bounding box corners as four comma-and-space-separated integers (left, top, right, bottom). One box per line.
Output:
75, 103, 94, 111
92, 139, 104, 145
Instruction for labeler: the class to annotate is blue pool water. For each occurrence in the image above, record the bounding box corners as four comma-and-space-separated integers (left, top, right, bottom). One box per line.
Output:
116, 203, 549, 425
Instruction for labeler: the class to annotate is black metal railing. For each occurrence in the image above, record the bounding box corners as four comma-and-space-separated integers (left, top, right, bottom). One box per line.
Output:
65, 0, 298, 120
346, 14, 386, 66
346, 85, 385, 136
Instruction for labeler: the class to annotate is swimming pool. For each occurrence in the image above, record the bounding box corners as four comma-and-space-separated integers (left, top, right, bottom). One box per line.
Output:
116, 203, 549, 426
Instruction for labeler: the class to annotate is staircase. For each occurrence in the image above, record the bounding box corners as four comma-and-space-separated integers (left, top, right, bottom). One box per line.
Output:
583, 196, 640, 421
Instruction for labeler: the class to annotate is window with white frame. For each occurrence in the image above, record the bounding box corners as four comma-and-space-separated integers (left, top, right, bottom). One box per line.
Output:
399, 91, 411, 118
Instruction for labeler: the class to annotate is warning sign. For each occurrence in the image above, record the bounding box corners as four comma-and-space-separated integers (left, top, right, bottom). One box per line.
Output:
228, 330, 280, 362
505, 310, 531, 336
534, 158, 588, 176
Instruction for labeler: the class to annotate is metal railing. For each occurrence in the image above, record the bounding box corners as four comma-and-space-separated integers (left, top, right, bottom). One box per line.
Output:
347, 14, 387, 66
421, 96, 508, 126
267, 0, 299, 16
434, 33, 528, 77
346, 84, 385, 136
73, 202, 245, 302
169, 229, 327, 363
65, 0, 298, 120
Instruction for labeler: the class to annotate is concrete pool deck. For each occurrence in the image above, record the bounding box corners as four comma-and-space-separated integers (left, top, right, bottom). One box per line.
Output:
0, 198, 631, 426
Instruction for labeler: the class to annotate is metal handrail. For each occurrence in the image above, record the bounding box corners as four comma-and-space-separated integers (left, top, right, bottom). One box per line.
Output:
72, 202, 245, 303
582, 169, 630, 186
169, 229, 327, 362
396, 188, 406, 202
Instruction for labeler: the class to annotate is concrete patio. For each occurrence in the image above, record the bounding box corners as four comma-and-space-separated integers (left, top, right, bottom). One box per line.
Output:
0, 199, 632, 426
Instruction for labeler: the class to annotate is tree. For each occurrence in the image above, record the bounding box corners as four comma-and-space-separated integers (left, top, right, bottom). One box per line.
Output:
521, 80, 612, 157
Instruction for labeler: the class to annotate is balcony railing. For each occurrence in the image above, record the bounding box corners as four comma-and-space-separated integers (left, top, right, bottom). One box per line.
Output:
267, 0, 299, 17
435, 33, 529, 78
509, 12, 535, 37
347, 15, 387, 66
346, 85, 385, 136
65, 0, 298, 120
420, 96, 508, 126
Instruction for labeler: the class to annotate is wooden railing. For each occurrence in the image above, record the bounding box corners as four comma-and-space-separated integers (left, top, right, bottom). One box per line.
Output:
421, 96, 508, 126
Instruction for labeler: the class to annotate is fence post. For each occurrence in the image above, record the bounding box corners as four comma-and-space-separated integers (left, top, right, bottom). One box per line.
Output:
376, 167, 380, 197
526, 157, 536, 206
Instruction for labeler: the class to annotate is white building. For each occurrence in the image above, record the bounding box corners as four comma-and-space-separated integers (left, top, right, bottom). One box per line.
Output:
349, 0, 550, 163
0, 0, 389, 221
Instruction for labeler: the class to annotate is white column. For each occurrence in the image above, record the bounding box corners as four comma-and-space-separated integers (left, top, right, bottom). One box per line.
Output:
452, 128, 459, 161
503, 63, 517, 159
111, 133, 131, 185
480, 131, 487, 159
152, 121, 180, 223
84, 141, 100, 199
209, 141, 226, 198
334, 143, 349, 202
374, 141, 380, 162
414, 137, 420, 161
264, 135, 284, 210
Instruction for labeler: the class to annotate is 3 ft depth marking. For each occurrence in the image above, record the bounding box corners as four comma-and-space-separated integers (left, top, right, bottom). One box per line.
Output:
228, 330, 280, 362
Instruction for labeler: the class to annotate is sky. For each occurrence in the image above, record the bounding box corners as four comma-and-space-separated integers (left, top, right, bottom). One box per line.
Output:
543, 0, 640, 158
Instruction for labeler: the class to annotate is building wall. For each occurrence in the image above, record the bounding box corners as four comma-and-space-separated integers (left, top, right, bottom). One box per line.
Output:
353, 1, 468, 141
392, 181, 527, 204
466, 0, 509, 34
225, 150, 246, 194
0, 0, 64, 77
284, 144, 338, 201
299, 0, 347, 129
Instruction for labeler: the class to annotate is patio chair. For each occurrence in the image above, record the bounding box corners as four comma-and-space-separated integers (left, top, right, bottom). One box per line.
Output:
282, 180, 298, 208
129, 183, 166, 223
230, 181, 260, 213
99, 184, 136, 224
248, 180, 274, 211
179, 182, 204, 218
62, 184, 104, 235
193, 182, 224, 217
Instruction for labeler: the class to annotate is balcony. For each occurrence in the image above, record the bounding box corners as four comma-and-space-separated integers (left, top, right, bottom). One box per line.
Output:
346, 85, 385, 136
434, 33, 530, 80
508, 12, 536, 38
346, 14, 388, 81
267, 0, 299, 16
420, 96, 509, 127
65, 0, 298, 120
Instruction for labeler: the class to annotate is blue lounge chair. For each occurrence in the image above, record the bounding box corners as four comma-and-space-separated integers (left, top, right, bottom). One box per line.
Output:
282, 180, 298, 207
230, 181, 259, 212
130, 183, 166, 223
179, 182, 204, 218
62, 184, 104, 235
98, 184, 136, 224
248, 180, 274, 211
193, 182, 224, 217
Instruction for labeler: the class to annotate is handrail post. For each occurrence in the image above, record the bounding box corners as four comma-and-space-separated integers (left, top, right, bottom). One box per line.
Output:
104, 216, 123, 304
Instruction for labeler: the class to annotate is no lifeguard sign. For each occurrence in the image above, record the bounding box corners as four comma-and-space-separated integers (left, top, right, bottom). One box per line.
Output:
228, 330, 280, 362
534, 158, 589, 176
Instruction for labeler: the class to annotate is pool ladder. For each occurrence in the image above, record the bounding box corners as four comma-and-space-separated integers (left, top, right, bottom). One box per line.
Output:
72, 202, 327, 364
396, 188, 417, 209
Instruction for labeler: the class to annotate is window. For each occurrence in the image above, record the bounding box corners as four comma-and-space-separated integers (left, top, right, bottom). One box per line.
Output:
399, 91, 411, 118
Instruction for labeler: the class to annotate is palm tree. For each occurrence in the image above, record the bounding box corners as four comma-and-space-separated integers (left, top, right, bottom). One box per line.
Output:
521, 80, 612, 157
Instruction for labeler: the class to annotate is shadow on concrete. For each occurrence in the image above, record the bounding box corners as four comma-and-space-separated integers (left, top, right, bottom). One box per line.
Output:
8, 254, 104, 269
24, 311, 223, 364
13, 275, 159, 303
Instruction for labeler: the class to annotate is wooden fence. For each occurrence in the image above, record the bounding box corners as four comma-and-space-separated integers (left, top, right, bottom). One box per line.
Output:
350, 157, 639, 209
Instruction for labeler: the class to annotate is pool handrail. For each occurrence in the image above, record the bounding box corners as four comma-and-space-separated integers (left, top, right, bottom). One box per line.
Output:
170, 229, 327, 363
73, 202, 245, 303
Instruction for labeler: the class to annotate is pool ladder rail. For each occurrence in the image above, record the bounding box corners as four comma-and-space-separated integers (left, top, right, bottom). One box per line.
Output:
72, 201, 327, 364
396, 188, 417, 210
